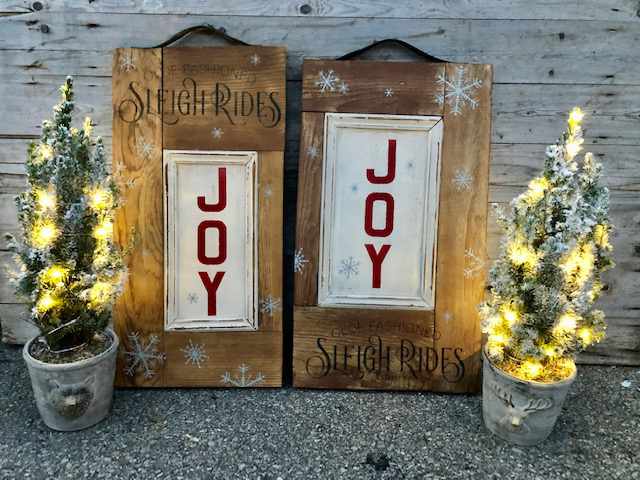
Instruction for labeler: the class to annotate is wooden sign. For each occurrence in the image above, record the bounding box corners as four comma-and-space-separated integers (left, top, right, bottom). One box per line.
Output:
112, 46, 285, 387
293, 59, 492, 392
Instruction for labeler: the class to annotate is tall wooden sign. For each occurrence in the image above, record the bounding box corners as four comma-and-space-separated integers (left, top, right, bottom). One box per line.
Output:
112, 46, 285, 387
293, 59, 492, 392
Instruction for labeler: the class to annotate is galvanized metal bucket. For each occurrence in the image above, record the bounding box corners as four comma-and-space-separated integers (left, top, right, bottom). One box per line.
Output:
482, 347, 576, 446
23, 328, 119, 431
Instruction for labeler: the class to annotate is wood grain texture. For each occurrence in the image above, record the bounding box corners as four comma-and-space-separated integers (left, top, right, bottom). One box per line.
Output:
258, 151, 284, 332
302, 60, 444, 115
112, 46, 285, 387
4, 76, 640, 146
293, 60, 492, 391
433, 63, 493, 393
162, 46, 286, 152
293, 112, 324, 305
0, 4, 637, 364
112, 47, 166, 387
2, 14, 640, 86
293, 306, 464, 391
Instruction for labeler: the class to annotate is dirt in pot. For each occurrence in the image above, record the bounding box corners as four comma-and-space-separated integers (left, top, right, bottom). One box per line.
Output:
28, 330, 114, 364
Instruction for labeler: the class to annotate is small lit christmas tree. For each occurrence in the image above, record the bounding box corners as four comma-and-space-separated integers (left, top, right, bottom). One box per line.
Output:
480, 108, 614, 382
8, 77, 125, 352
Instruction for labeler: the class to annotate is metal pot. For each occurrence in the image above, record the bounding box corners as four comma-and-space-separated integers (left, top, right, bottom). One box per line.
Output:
482, 347, 576, 446
23, 328, 119, 431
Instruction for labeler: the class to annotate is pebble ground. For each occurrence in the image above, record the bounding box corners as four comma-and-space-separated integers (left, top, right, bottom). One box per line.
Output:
1, 342, 638, 479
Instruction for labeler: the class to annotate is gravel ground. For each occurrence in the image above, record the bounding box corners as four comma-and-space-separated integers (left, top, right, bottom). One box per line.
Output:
1, 342, 639, 480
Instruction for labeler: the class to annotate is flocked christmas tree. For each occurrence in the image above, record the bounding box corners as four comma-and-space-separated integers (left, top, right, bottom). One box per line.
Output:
8, 77, 125, 352
480, 108, 614, 382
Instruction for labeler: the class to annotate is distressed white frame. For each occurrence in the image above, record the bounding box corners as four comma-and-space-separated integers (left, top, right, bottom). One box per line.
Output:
164, 150, 258, 331
318, 113, 443, 309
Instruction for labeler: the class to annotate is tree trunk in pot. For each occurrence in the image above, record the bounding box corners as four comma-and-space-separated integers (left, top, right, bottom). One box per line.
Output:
23, 328, 119, 431
482, 348, 576, 446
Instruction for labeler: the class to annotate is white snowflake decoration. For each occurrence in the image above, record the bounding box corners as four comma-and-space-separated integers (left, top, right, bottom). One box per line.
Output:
259, 295, 282, 316
294, 248, 309, 273
180, 339, 209, 368
384, 88, 394, 97
435, 66, 482, 116
187, 292, 198, 304
263, 185, 273, 198
249, 53, 261, 66
221, 364, 265, 387
443, 311, 453, 322
315, 70, 340, 93
453, 168, 474, 192
306, 145, 319, 159
211, 127, 224, 139
463, 249, 485, 279
338, 257, 360, 279
123, 332, 166, 379
119, 52, 136, 72
124, 177, 136, 189
136, 136, 154, 160
338, 82, 350, 95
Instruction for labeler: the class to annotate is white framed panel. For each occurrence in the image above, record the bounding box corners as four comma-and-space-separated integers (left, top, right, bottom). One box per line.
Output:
164, 150, 258, 331
318, 113, 443, 309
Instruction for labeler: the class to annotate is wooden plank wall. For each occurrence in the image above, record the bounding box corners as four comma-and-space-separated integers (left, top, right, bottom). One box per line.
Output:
0, 1, 638, 367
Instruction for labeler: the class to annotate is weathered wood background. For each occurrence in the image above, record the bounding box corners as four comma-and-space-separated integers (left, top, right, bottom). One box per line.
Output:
0, 1, 639, 369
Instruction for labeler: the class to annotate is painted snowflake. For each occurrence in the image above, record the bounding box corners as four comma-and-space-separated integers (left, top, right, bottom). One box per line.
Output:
443, 311, 453, 322
338, 257, 360, 279
119, 52, 136, 72
259, 295, 282, 316
315, 70, 340, 93
180, 339, 209, 368
136, 136, 154, 160
294, 248, 309, 273
384, 88, 394, 97
211, 127, 224, 139
453, 168, 474, 192
263, 185, 273, 198
306, 145, 319, 159
187, 292, 199, 304
338, 82, 350, 95
249, 53, 261, 66
221, 364, 265, 387
435, 66, 482, 115
463, 248, 485, 279
123, 332, 166, 379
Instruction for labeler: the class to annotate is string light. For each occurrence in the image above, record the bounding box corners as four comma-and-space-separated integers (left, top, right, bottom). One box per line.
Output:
568, 107, 584, 129
521, 360, 543, 380
88, 188, 111, 211
524, 177, 549, 204
42, 265, 68, 285
561, 243, 595, 287
93, 219, 113, 240
32, 221, 58, 248
36, 292, 58, 313
89, 281, 112, 306
508, 241, 539, 270
501, 305, 519, 326
35, 188, 56, 211
577, 327, 593, 345
556, 312, 579, 332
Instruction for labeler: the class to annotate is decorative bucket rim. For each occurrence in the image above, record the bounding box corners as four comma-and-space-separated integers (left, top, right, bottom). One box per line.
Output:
23, 327, 119, 372
482, 345, 577, 388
